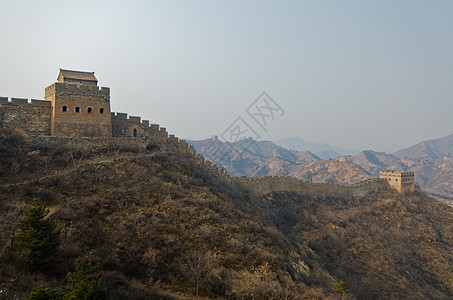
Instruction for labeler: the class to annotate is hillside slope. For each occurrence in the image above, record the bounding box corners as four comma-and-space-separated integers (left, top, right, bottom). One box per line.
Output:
289, 159, 372, 184
1, 129, 453, 299
393, 133, 453, 158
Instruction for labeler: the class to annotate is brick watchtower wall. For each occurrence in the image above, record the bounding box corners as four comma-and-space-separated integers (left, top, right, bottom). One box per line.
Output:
44, 70, 112, 138
379, 170, 415, 194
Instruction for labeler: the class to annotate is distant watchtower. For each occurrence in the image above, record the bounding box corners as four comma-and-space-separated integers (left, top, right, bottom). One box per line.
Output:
45, 69, 112, 137
379, 170, 415, 194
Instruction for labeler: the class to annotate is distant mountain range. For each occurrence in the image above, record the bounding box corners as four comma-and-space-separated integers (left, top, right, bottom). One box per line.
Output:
393, 133, 453, 158
187, 133, 453, 205
273, 136, 360, 159
187, 138, 371, 184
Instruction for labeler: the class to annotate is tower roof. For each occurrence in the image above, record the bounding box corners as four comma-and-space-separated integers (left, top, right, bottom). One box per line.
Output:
58, 69, 98, 83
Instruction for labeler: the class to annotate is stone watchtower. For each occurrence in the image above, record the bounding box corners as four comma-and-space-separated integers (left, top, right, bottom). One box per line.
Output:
379, 170, 415, 194
45, 69, 112, 137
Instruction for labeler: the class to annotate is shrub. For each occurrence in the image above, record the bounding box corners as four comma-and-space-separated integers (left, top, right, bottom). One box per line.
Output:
336, 280, 350, 294
24, 286, 61, 300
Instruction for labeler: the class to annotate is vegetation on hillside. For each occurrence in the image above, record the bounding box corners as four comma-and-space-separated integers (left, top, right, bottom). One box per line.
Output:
1, 128, 453, 299
24, 257, 108, 300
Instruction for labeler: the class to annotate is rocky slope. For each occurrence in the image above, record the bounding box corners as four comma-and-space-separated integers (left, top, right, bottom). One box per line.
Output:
349, 150, 407, 176
1, 128, 453, 299
393, 133, 453, 158
289, 159, 372, 184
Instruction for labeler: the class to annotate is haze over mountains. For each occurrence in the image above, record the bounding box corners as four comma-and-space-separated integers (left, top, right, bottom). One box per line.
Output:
393, 133, 453, 158
188, 133, 453, 205
273, 136, 359, 159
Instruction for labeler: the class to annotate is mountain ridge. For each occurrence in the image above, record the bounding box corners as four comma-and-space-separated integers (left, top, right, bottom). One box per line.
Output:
393, 133, 453, 158
188, 135, 453, 205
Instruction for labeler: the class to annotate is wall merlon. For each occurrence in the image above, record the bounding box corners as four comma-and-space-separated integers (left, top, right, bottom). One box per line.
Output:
31, 99, 51, 107
116, 112, 128, 119
11, 98, 29, 105
0, 97, 8, 104
142, 120, 149, 127
159, 127, 168, 137
128, 116, 141, 124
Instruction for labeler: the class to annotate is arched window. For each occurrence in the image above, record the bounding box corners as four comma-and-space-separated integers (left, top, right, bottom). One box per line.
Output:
100, 108, 104, 114
62, 105, 67, 112
75, 106, 80, 113
87, 107, 93, 114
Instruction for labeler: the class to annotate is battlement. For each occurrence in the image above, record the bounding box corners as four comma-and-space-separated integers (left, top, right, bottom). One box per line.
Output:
45, 82, 110, 99
379, 170, 415, 194
379, 170, 414, 177
111, 112, 144, 124
111, 112, 152, 138
231, 176, 353, 198
0, 97, 51, 108
351, 178, 389, 198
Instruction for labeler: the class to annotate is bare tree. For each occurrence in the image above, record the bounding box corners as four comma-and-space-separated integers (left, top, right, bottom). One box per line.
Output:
64, 149, 85, 176
185, 251, 214, 299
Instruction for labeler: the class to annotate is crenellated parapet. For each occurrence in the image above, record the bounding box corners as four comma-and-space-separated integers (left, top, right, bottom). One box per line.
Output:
111, 112, 146, 137
352, 178, 389, 198
45, 82, 110, 99
0, 97, 52, 108
231, 175, 353, 198
0, 97, 52, 136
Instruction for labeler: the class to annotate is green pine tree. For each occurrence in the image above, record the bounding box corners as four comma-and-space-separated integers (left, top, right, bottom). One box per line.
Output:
15, 198, 60, 266
63, 257, 108, 300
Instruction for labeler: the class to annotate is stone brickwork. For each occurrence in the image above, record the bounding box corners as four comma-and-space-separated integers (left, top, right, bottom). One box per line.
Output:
379, 170, 415, 194
232, 176, 353, 198
45, 69, 112, 137
111, 112, 148, 137
351, 178, 389, 198
0, 97, 51, 136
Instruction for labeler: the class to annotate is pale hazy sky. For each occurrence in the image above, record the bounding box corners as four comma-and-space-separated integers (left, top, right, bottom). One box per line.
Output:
1, 0, 452, 152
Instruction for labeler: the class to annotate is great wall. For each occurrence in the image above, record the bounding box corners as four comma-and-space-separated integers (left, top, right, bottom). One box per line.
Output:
0, 69, 410, 197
